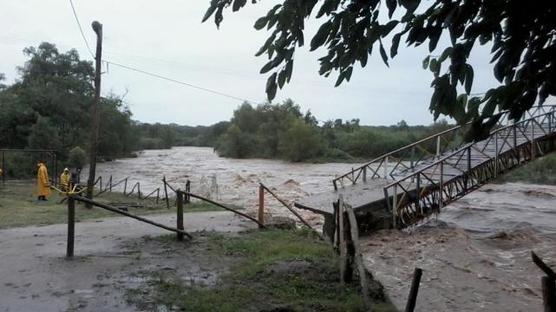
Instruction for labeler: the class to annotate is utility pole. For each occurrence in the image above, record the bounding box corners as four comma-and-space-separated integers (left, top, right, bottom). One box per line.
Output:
86, 21, 103, 206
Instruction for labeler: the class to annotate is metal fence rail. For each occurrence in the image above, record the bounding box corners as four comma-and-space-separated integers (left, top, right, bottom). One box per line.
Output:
382, 106, 556, 227
332, 105, 556, 190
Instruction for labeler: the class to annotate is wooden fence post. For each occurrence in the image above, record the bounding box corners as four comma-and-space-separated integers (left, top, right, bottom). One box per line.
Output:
186, 180, 191, 203
542, 276, 556, 312
338, 195, 353, 284
163, 176, 170, 209
258, 184, 265, 228
405, 268, 423, 312
67, 196, 75, 258
345, 203, 371, 310
176, 190, 184, 241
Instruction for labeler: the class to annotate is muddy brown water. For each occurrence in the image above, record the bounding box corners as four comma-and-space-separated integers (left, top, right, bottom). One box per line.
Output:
87, 147, 556, 311
0, 146, 547, 311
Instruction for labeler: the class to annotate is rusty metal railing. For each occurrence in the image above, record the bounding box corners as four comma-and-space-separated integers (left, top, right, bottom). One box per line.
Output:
382, 105, 556, 227
332, 105, 555, 190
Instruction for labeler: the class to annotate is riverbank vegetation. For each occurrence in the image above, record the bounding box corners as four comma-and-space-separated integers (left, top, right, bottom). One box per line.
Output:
125, 229, 396, 311
497, 153, 556, 185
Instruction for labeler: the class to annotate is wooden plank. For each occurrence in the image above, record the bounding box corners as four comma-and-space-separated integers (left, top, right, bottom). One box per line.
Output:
258, 184, 265, 228
182, 191, 265, 228
405, 268, 423, 312
72, 196, 192, 239
176, 191, 184, 241
338, 195, 348, 286
345, 202, 372, 310
542, 276, 556, 312
260, 183, 323, 239
532, 251, 556, 280
66, 197, 75, 258
162, 176, 170, 209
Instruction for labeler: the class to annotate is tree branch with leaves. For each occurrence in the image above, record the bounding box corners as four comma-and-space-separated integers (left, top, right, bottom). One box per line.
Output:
203, 0, 556, 140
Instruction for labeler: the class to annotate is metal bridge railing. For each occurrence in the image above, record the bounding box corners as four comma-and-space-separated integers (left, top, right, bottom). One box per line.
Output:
332, 105, 556, 190
382, 106, 556, 228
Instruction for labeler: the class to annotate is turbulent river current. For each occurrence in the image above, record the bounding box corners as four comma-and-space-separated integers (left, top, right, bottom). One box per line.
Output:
90, 146, 556, 311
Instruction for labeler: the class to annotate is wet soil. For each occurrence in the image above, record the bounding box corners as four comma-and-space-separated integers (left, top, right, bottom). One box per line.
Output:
0, 211, 256, 312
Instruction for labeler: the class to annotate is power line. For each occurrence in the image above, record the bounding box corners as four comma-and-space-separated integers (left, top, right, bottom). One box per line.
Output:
68, 0, 94, 58
104, 60, 257, 103
66, 1, 256, 103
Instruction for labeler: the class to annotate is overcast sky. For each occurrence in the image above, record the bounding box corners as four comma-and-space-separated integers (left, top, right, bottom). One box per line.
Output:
0, 0, 501, 126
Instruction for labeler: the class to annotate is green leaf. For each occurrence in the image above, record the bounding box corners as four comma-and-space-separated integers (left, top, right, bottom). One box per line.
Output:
386, 0, 397, 18
464, 64, 474, 94
232, 0, 247, 12
482, 98, 498, 117
266, 72, 278, 101
422, 55, 430, 70
345, 67, 353, 82
382, 21, 399, 37
429, 58, 439, 74
334, 71, 345, 87
379, 42, 389, 67
399, 0, 419, 13
260, 60, 275, 74
428, 27, 441, 52
278, 70, 287, 88
254, 16, 269, 30
285, 60, 293, 83
310, 21, 332, 51
255, 32, 276, 57
391, 33, 401, 58
201, 3, 218, 23
438, 47, 452, 63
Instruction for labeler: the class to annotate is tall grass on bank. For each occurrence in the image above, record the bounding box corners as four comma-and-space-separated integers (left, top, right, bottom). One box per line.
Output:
497, 153, 556, 185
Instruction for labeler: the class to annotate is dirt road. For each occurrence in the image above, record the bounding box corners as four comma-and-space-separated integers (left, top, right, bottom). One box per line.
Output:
0, 211, 257, 312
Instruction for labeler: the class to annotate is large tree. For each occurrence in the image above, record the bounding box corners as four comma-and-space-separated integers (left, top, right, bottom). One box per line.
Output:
203, 0, 556, 139
0, 43, 139, 158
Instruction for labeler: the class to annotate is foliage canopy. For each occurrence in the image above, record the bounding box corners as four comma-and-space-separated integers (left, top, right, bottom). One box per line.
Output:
203, 0, 556, 139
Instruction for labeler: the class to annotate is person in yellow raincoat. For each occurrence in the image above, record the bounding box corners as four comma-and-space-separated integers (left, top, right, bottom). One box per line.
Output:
60, 168, 71, 192
37, 161, 50, 201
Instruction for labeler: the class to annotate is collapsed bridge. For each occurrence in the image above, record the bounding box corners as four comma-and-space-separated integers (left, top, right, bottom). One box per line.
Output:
295, 105, 556, 238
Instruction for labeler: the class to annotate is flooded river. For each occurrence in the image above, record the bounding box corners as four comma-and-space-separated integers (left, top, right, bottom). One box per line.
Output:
90, 146, 556, 311
90, 146, 356, 225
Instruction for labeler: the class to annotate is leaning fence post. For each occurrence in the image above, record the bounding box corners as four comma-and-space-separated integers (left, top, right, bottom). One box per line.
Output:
338, 195, 353, 284
345, 203, 371, 310
258, 184, 265, 228
542, 276, 556, 312
123, 178, 128, 195
67, 196, 75, 258
163, 176, 170, 209
137, 182, 141, 199
176, 190, 184, 241
109, 175, 113, 192
186, 180, 191, 203
405, 268, 423, 312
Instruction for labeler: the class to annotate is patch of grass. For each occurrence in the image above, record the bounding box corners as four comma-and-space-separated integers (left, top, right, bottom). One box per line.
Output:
496, 152, 556, 185
0, 181, 223, 229
127, 229, 396, 312
207, 229, 331, 277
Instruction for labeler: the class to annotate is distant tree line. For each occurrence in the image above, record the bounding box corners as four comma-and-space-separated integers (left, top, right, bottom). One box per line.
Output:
0, 42, 454, 179
207, 100, 453, 162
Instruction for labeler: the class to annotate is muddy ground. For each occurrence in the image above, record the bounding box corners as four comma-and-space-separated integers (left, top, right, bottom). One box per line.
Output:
0, 211, 256, 312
